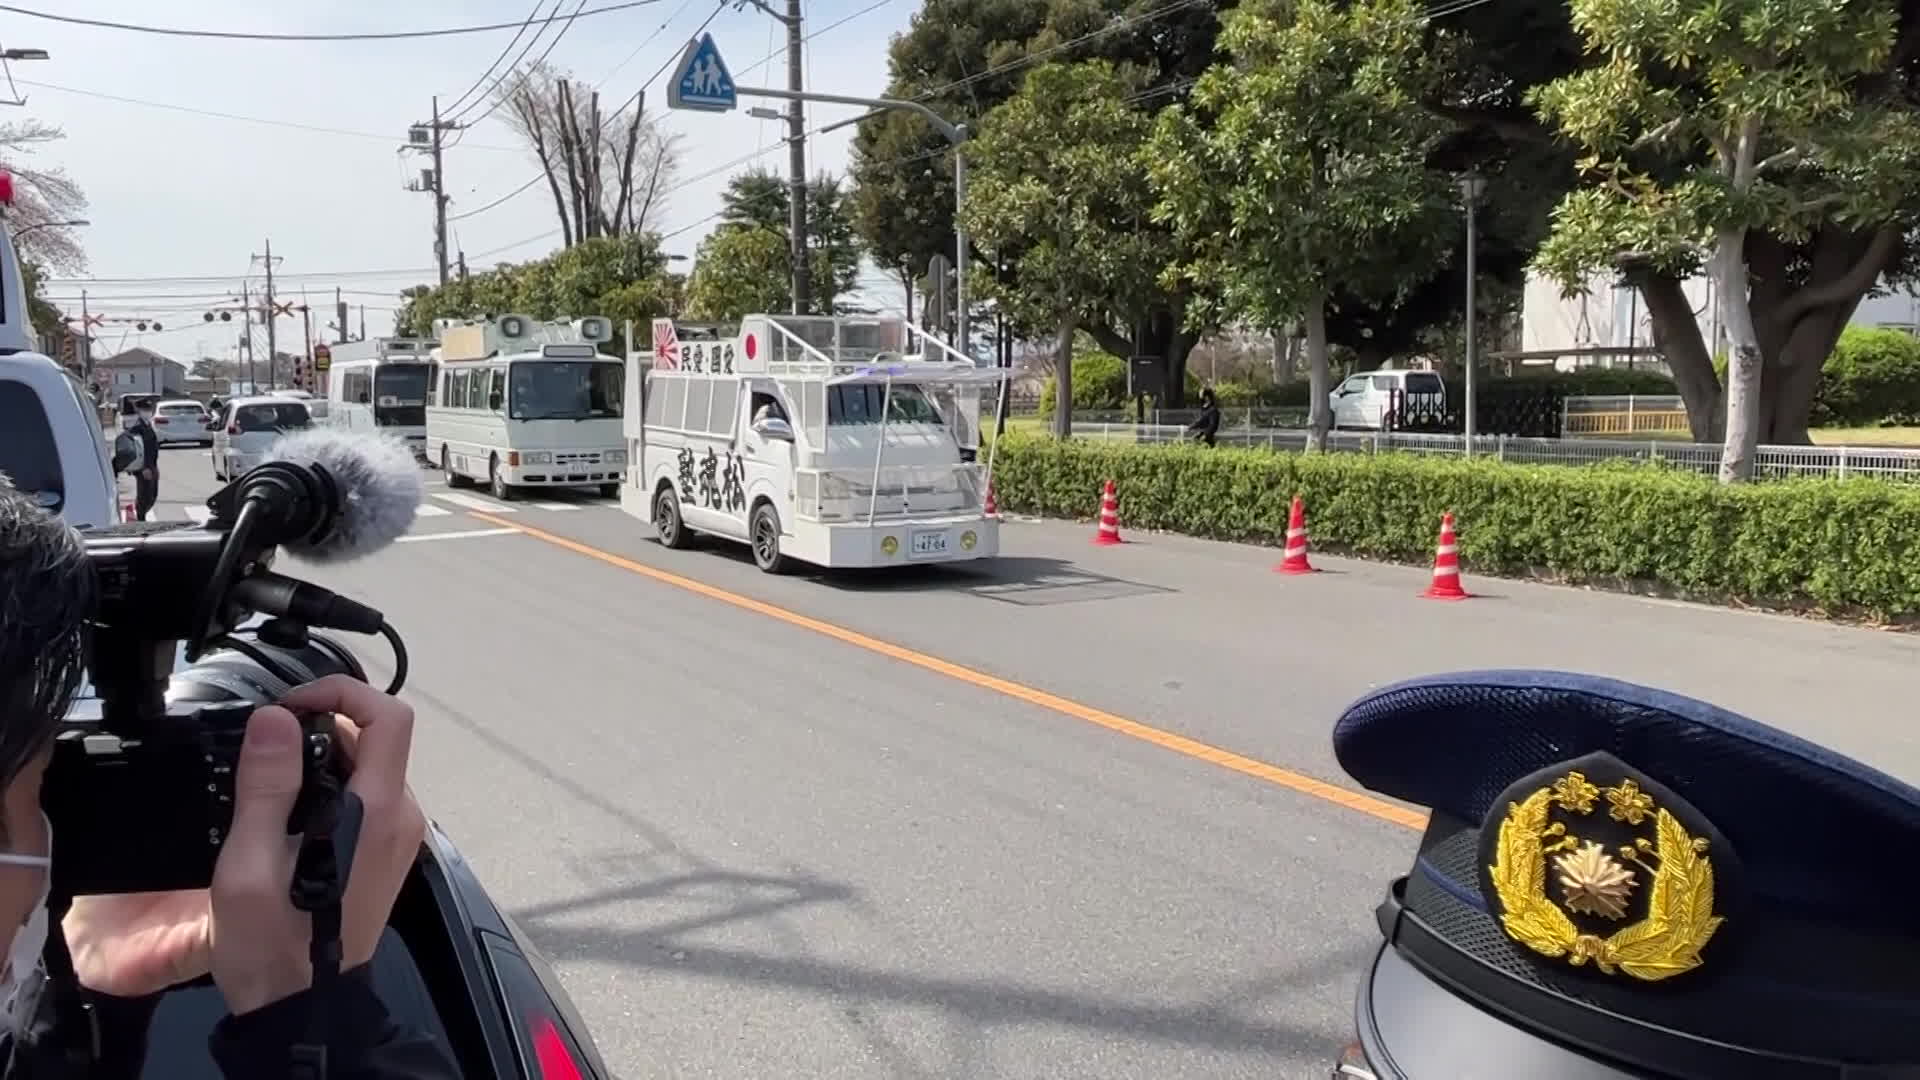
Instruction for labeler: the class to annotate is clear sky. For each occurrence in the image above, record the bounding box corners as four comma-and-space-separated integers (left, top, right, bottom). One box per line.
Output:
17, 0, 918, 364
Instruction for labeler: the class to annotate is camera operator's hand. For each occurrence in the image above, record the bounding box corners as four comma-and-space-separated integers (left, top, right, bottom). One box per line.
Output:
209, 676, 426, 1016
63, 890, 210, 997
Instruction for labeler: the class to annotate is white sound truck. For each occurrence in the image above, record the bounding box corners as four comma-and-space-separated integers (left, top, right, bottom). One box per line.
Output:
621, 314, 1008, 573
426, 314, 626, 500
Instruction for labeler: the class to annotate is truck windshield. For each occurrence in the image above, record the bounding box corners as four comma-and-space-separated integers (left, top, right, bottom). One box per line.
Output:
375, 365, 431, 426
827, 383, 944, 426
509, 360, 623, 421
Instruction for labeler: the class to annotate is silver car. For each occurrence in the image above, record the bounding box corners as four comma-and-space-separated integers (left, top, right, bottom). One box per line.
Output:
152, 399, 213, 447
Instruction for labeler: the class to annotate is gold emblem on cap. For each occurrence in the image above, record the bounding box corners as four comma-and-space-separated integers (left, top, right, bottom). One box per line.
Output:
1488, 770, 1723, 981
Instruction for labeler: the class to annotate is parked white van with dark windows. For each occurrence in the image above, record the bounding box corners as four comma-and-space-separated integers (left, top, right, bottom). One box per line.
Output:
1330, 368, 1448, 431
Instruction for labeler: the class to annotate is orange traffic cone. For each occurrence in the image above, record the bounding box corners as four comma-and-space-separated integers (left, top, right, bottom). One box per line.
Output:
1274, 495, 1316, 574
1092, 480, 1123, 545
984, 480, 999, 517
1422, 511, 1471, 600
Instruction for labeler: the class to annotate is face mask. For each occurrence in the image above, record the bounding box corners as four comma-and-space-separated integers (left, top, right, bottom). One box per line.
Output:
0, 816, 52, 1031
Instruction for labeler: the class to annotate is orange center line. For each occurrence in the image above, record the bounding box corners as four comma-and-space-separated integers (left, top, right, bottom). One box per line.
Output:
465, 510, 1428, 832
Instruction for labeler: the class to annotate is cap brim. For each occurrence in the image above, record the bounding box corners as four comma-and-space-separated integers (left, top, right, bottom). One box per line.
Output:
1357, 945, 1639, 1079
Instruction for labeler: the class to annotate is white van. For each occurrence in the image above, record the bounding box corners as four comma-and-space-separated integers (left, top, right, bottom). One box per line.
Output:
426, 315, 623, 499
323, 338, 433, 457
623, 314, 1005, 573
1330, 368, 1448, 430
208, 395, 314, 481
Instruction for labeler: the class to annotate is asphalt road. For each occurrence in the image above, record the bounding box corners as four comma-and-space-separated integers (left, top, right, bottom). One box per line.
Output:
145, 440, 1920, 1079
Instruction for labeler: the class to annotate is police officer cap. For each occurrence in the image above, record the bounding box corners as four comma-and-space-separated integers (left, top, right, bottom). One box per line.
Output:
1335, 670, 1920, 1079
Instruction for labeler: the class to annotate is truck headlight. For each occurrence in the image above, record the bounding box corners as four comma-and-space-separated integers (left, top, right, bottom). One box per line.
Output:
522, 451, 553, 465
605, 449, 626, 465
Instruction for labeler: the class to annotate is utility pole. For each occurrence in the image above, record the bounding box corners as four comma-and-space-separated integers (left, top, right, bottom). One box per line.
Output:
252, 239, 282, 389
78, 289, 91, 382
405, 100, 458, 285
335, 287, 348, 344
785, 0, 809, 315
240, 283, 256, 392
458, 250, 469, 281
301, 302, 314, 389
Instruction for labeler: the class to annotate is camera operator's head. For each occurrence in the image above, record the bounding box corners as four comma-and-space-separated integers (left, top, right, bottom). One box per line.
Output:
0, 478, 92, 1010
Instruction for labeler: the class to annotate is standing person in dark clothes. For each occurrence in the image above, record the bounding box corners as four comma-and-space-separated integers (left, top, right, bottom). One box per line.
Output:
127, 407, 160, 521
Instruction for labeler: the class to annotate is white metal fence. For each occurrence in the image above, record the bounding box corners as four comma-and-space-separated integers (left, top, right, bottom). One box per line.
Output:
1047, 422, 1920, 481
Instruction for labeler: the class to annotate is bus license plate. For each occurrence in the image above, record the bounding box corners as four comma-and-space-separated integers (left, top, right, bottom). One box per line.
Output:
909, 530, 949, 558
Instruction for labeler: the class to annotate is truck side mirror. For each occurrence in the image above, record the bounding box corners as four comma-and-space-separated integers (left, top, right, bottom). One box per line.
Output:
753, 416, 794, 442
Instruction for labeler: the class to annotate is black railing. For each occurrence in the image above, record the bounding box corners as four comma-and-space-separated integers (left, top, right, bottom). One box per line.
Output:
1384, 385, 1568, 438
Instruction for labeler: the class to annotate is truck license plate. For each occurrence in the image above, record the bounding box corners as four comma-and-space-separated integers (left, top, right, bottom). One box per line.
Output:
910, 530, 948, 558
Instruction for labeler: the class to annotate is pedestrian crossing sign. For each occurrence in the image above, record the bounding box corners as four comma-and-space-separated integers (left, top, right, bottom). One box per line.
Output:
668, 34, 737, 113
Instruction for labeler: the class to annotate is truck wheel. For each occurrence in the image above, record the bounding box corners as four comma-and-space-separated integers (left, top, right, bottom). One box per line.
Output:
654, 486, 692, 549
489, 456, 515, 501
750, 503, 791, 574
442, 446, 469, 489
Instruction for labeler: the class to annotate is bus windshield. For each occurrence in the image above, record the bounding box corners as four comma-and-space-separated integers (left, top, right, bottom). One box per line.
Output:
826, 383, 944, 426
374, 365, 431, 426
509, 360, 623, 421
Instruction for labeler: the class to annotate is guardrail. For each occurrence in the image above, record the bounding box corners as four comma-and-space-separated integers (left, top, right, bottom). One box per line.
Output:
1046, 423, 1920, 481
1561, 395, 1690, 437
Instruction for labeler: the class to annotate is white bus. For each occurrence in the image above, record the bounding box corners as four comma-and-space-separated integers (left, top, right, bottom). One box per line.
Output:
323, 337, 436, 458
621, 314, 1007, 573
426, 314, 625, 500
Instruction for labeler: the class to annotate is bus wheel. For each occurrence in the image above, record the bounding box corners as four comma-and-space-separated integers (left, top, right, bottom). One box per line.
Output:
654, 486, 692, 549
442, 446, 469, 489
750, 503, 791, 574
489, 456, 516, 501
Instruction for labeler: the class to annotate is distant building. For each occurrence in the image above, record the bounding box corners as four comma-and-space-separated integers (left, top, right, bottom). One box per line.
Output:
94, 347, 188, 397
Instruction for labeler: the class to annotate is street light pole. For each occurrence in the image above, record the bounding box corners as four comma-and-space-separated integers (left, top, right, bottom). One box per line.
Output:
1459, 173, 1486, 454
735, 85, 971, 358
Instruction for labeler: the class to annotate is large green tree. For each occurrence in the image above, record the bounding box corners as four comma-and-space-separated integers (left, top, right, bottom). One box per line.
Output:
851, 0, 1230, 399
706, 169, 862, 314
962, 62, 1165, 437
684, 227, 792, 322
1532, 0, 1920, 474
1150, 0, 1453, 448
395, 233, 680, 350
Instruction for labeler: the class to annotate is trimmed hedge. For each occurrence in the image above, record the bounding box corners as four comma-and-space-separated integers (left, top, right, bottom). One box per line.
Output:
1815, 326, 1920, 427
988, 434, 1920, 619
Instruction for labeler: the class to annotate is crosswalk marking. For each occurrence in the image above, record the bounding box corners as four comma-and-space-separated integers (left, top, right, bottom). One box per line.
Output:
528, 501, 580, 512
432, 491, 515, 513
415, 504, 452, 517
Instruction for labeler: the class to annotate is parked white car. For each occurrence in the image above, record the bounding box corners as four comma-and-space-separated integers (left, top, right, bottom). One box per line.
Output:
1330, 368, 1447, 431
152, 398, 213, 446
209, 395, 314, 481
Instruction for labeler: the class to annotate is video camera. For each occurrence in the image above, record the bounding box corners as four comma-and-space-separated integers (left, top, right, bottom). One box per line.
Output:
46, 430, 424, 899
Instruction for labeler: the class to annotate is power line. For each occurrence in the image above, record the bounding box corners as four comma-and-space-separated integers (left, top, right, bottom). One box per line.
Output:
49, 267, 437, 286
0, 0, 670, 42
451, 0, 722, 224
14, 79, 519, 150
447, 0, 570, 126
449, 174, 546, 223
455, 0, 591, 127
598, 0, 699, 88
731, 0, 900, 80
441, 0, 551, 117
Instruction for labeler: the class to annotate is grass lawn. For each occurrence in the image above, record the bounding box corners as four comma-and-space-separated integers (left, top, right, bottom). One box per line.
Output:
1810, 426, 1920, 447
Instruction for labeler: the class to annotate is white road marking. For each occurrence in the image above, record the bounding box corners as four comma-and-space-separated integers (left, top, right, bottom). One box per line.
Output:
415, 504, 452, 517
528, 501, 580, 511
432, 491, 515, 512
396, 527, 521, 544
182, 505, 212, 524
